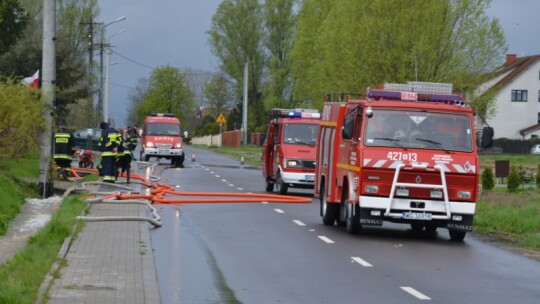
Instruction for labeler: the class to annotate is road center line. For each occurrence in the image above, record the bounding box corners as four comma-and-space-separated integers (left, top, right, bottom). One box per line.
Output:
274, 208, 284, 213
400, 287, 431, 300
215, 175, 220, 178
221, 179, 227, 182
317, 236, 334, 244
237, 187, 244, 191
351, 257, 373, 267
292, 220, 306, 226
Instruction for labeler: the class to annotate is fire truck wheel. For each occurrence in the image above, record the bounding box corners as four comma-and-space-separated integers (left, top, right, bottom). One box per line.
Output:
276, 172, 288, 194
265, 179, 274, 192
346, 203, 362, 234
410, 223, 424, 231
449, 230, 466, 241
320, 183, 338, 225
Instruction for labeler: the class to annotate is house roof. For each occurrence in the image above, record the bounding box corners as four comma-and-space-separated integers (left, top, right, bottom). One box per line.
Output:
519, 123, 540, 136
483, 54, 540, 96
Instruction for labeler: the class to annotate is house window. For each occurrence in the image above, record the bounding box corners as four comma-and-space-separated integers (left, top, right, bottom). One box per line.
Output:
538, 90, 540, 102
511, 90, 528, 102
538, 112, 540, 124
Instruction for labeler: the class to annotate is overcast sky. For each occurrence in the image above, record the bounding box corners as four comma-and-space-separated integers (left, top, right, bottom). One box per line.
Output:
97, 0, 540, 126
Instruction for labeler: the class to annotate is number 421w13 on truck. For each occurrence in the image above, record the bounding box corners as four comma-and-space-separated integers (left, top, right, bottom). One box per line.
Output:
315, 82, 493, 241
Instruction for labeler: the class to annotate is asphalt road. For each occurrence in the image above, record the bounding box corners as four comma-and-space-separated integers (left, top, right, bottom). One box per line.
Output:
149, 146, 540, 304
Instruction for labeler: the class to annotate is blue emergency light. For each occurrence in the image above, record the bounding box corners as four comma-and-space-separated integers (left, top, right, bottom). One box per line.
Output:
272, 108, 320, 119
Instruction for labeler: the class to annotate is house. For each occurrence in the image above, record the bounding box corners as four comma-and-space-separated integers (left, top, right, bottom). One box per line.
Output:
476, 54, 540, 140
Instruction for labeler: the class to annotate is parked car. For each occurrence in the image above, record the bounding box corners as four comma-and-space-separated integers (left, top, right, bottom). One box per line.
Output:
530, 144, 540, 155
73, 128, 102, 150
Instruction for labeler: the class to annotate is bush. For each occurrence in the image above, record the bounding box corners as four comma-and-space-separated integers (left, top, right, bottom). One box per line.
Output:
0, 80, 44, 162
507, 166, 521, 192
536, 164, 540, 188
481, 167, 494, 191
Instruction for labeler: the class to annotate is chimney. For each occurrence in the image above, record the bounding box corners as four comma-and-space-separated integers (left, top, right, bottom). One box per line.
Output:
506, 54, 517, 66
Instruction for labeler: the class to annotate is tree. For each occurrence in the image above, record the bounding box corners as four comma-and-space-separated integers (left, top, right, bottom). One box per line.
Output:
291, 0, 507, 109
0, 0, 28, 56
0, 0, 98, 121
203, 74, 234, 118
127, 77, 149, 126
481, 167, 494, 191
262, 0, 297, 110
207, 0, 266, 131
135, 66, 195, 126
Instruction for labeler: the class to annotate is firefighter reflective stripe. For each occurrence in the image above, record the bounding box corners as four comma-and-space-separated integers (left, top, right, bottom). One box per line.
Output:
106, 132, 121, 147
53, 154, 72, 160
103, 175, 115, 181
102, 152, 117, 157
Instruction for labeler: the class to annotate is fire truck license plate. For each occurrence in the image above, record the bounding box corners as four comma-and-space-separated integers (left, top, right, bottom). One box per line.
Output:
402, 212, 432, 220
305, 175, 314, 182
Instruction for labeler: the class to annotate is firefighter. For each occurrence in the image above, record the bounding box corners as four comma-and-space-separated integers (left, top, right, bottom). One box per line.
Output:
98, 122, 122, 183
126, 124, 138, 153
53, 119, 76, 181
116, 141, 132, 179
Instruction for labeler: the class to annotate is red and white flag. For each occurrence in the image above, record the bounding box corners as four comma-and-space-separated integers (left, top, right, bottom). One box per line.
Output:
22, 70, 39, 89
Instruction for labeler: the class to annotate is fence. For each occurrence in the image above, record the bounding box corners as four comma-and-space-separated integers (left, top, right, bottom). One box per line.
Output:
191, 131, 263, 148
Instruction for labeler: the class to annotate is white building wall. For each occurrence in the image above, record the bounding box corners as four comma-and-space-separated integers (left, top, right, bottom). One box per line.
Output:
485, 60, 540, 139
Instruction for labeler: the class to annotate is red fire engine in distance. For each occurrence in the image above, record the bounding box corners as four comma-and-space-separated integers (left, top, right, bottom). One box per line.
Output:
314, 82, 493, 241
262, 108, 321, 195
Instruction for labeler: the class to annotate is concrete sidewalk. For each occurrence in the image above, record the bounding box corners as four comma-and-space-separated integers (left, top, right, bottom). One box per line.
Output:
41, 165, 161, 303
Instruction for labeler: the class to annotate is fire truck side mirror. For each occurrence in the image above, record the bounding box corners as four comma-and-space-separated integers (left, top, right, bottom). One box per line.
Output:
480, 126, 494, 149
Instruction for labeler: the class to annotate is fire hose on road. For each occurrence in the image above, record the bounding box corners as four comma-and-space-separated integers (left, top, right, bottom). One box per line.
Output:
69, 165, 312, 228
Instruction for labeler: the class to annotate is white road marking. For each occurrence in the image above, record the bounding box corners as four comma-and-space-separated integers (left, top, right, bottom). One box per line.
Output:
261, 201, 268, 204
292, 220, 306, 226
215, 175, 220, 178
274, 208, 285, 213
228, 184, 235, 187
309, 229, 315, 232
210, 171, 214, 174
400, 287, 431, 300
221, 179, 227, 182
317, 236, 334, 244
351, 257, 373, 267
237, 188, 244, 191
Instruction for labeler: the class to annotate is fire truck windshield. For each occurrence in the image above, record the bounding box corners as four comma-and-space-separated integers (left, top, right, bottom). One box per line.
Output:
146, 123, 181, 136
283, 123, 319, 146
364, 109, 473, 152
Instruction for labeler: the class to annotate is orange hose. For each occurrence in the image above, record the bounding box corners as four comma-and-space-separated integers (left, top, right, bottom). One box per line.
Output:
73, 167, 312, 205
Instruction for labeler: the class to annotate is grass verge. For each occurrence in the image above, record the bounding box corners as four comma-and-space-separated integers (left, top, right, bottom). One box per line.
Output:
0, 195, 86, 304
0, 151, 40, 236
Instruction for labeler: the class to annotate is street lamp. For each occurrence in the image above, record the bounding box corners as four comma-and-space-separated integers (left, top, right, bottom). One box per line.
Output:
104, 29, 125, 124
99, 16, 126, 124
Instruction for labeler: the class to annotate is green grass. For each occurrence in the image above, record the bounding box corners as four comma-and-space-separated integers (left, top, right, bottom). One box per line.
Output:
479, 153, 540, 171
475, 190, 540, 251
0, 152, 40, 235
0, 195, 86, 304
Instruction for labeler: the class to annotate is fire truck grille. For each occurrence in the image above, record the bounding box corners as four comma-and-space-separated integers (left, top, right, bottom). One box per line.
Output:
300, 160, 316, 169
157, 144, 172, 149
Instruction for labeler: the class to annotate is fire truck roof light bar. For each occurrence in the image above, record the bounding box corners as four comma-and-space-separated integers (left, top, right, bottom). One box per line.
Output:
271, 108, 320, 119
150, 113, 175, 117
367, 90, 464, 105
384, 81, 453, 94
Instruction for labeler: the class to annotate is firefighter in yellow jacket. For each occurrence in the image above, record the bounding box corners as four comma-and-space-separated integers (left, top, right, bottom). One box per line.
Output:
98, 122, 122, 183
53, 119, 76, 180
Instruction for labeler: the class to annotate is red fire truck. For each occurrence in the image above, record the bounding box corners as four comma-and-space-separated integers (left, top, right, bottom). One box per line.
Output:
140, 113, 185, 166
315, 82, 493, 241
262, 108, 320, 194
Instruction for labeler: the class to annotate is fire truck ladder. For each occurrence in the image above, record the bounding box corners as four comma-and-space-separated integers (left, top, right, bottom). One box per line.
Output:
384, 163, 451, 220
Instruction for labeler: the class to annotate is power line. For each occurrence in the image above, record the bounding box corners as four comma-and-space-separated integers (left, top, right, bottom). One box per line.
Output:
110, 49, 154, 70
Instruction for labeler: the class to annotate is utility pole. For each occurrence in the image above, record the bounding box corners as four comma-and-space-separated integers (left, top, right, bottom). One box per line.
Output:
38, 0, 56, 198
86, 22, 95, 126
242, 62, 248, 145
98, 22, 104, 124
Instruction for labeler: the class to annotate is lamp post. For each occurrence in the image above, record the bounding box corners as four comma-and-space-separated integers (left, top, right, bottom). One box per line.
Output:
104, 29, 125, 124
99, 16, 126, 124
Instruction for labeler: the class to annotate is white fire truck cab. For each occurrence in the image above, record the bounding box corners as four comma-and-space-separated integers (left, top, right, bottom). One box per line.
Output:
315, 82, 493, 241
262, 108, 320, 194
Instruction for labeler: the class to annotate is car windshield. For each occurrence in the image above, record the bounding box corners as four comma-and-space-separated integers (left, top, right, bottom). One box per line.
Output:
364, 109, 473, 152
283, 123, 319, 146
146, 123, 180, 136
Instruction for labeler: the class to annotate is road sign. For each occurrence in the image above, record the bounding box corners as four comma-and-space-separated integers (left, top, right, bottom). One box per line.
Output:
216, 113, 227, 124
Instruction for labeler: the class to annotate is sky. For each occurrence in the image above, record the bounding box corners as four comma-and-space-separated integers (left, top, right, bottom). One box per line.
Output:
97, 0, 540, 127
